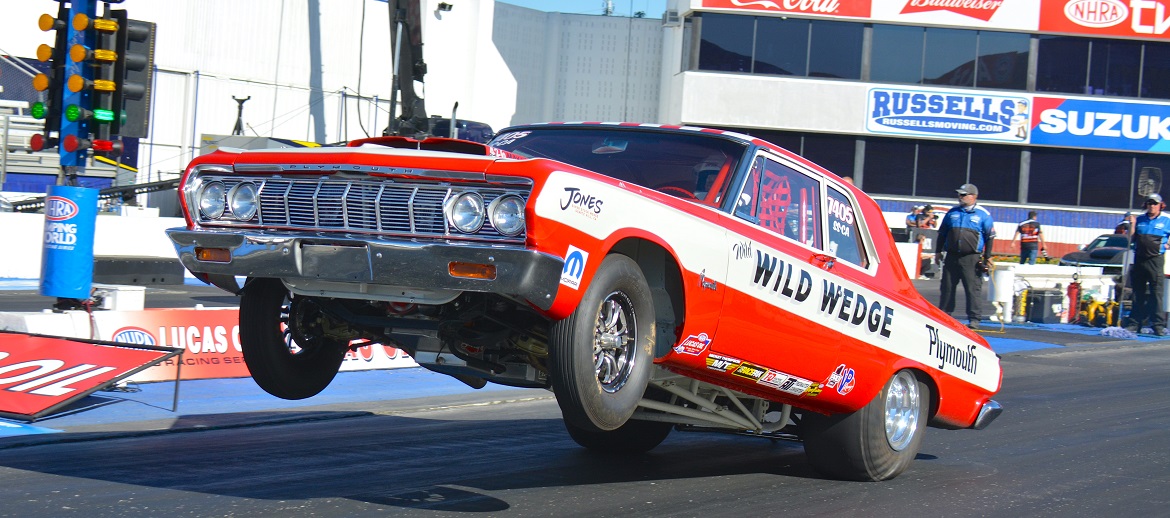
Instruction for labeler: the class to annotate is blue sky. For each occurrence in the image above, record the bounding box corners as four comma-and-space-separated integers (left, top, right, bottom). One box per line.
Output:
498, 0, 668, 18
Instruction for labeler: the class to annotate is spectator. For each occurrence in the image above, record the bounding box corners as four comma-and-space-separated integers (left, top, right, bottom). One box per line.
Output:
906, 206, 922, 229
1123, 194, 1170, 335
917, 204, 938, 229
1011, 210, 1046, 264
935, 183, 996, 329
1115, 212, 1133, 234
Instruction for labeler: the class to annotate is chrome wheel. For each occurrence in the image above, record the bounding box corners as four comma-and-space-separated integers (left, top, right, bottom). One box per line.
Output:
884, 370, 922, 451
593, 291, 637, 393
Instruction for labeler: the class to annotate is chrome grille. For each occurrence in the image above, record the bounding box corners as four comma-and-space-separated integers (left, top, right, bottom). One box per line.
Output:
198, 175, 528, 241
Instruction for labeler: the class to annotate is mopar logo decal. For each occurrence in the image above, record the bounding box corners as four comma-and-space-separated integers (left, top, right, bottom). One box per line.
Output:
111, 327, 157, 346
560, 245, 589, 290
45, 197, 79, 221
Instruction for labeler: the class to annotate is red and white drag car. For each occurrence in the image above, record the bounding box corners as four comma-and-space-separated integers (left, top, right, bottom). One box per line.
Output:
168, 123, 1002, 481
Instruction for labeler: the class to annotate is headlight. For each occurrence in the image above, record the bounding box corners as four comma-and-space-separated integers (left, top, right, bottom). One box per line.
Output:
488, 195, 525, 236
199, 181, 226, 219
228, 183, 258, 221
445, 192, 485, 233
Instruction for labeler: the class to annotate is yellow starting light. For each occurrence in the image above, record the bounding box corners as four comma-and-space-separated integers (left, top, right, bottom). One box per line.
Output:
93, 79, 115, 92
32, 73, 50, 92
93, 49, 116, 62
69, 44, 86, 63
71, 13, 88, 31
36, 44, 53, 62
38, 13, 59, 32
93, 18, 118, 31
67, 74, 84, 92
67, 75, 117, 93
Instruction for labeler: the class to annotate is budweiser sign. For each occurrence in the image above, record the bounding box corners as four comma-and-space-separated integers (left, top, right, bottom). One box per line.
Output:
900, 0, 1005, 21
701, 0, 872, 18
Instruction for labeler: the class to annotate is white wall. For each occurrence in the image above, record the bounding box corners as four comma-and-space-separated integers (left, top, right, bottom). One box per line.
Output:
0, 212, 183, 279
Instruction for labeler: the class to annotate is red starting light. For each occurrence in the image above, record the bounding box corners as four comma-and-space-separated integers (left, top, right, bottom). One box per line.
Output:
62, 134, 86, 153
91, 139, 123, 154
31, 134, 45, 152
62, 135, 123, 155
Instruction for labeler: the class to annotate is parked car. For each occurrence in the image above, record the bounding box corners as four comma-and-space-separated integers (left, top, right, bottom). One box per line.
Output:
167, 123, 1002, 481
1059, 234, 1130, 274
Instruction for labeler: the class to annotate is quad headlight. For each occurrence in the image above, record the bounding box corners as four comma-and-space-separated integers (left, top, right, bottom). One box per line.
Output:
228, 182, 258, 221
198, 181, 226, 219
445, 192, 486, 233
488, 195, 525, 236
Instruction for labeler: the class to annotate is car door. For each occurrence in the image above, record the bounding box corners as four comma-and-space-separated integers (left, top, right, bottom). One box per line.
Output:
712, 152, 843, 395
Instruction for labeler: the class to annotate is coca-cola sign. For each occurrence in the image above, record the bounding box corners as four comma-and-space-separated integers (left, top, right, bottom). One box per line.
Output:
900, 0, 1005, 22
1064, 0, 1128, 28
701, 0, 872, 18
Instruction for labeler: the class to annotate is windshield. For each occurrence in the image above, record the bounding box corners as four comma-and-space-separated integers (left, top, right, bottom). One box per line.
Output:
490, 127, 749, 208
1089, 235, 1130, 249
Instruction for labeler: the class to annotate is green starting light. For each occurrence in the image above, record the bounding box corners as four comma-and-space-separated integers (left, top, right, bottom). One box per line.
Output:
93, 109, 115, 122
31, 102, 46, 119
65, 104, 80, 122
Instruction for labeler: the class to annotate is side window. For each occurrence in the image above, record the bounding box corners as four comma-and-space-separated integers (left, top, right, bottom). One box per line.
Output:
736, 156, 822, 249
826, 188, 869, 268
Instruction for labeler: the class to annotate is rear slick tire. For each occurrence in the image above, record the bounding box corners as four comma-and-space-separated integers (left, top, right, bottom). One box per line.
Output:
239, 278, 347, 400
549, 254, 656, 432
802, 370, 929, 481
564, 418, 672, 454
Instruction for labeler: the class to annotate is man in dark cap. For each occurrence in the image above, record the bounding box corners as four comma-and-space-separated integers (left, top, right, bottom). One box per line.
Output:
935, 183, 996, 329
1124, 193, 1170, 335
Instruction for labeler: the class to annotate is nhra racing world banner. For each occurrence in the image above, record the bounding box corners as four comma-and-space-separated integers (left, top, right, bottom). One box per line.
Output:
1031, 96, 1170, 152
865, 87, 1031, 143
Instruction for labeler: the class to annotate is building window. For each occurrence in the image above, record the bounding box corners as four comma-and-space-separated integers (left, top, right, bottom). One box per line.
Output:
1089, 39, 1142, 97
968, 145, 1020, 203
1037, 36, 1090, 94
863, 138, 916, 196
1028, 148, 1081, 206
1135, 156, 1170, 209
754, 16, 809, 75
808, 20, 862, 79
1141, 42, 1170, 99
697, 13, 754, 72
923, 28, 978, 87
802, 133, 856, 180
871, 25, 924, 84
915, 142, 969, 198
1081, 153, 1134, 208
975, 30, 1029, 90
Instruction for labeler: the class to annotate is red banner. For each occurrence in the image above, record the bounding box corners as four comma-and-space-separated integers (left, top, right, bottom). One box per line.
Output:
701, 0, 872, 18
1040, 0, 1170, 39
0, 332, 178, 420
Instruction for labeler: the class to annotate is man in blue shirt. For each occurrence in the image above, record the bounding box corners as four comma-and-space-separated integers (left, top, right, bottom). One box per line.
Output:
1124, 193, 1170, 335
935, 183, 996, 329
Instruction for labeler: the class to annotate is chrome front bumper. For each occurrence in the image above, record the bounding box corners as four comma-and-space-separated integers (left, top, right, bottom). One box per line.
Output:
167, 228, 564, 310
972, 399, 1003, 430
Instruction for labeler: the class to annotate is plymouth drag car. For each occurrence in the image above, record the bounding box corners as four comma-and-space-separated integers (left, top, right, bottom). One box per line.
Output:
167, 123, 1002, 481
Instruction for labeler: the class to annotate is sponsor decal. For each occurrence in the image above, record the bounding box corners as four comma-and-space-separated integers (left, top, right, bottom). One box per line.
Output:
45, 197, 79, 221
706, 352, 743, 373
823, 364, 857, 395
867, 88, 1030, 142
732, 361, 768, 381
757, 369, 819, 396
899, 0, 1004, 21
1040, 0, 1170, 39
674, 333, 712, 356
701, 0, 872, 17
491, 131, 530, 146
1031, 96, 1170, 153
560, 245, 589, 290
925, 324, 979, 374
111, 327, 157, 346
752, 250, 894, 338
559, 187, 604, 219
0, 350, 117, 398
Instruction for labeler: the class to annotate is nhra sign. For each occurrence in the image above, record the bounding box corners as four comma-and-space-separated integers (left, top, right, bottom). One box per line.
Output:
866, 87, 1031, 143
91, 308, 416, 382
1040, 0, 1170, 39
1031, 96, 1170, 152
0, 331, 179, 421
700, 0, 873, 18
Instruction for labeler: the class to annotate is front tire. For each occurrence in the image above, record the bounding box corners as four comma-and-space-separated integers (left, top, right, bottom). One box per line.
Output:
239, 279, 347, 400
550, 254, 656, 432
802, 370, 930, 481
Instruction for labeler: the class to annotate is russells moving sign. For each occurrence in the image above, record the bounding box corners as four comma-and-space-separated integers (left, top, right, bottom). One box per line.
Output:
867, 87, 1031, 143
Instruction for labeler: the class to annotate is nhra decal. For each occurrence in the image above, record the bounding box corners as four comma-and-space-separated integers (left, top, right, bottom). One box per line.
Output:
674, 333, 711, 356
824, 363, 857, 395
45, 197, 79, 221
43, 197, 82, 249
752, 250, 894, 338
926, 324, 978, 374
1039, 0, 1170, 40
111, 327, 157, 346
867, 88, 1030, 143
560, 187, 604, 219
1031, 96, 1170, 153
560, 245, 589, 290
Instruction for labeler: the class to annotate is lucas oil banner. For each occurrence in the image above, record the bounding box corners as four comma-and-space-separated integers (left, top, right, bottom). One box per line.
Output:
866, 87, 1031, 143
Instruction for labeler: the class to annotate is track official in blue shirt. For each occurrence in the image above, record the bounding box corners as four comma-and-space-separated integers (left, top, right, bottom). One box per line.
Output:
1124, 193, 1170, 335
935, 183, 996, 329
